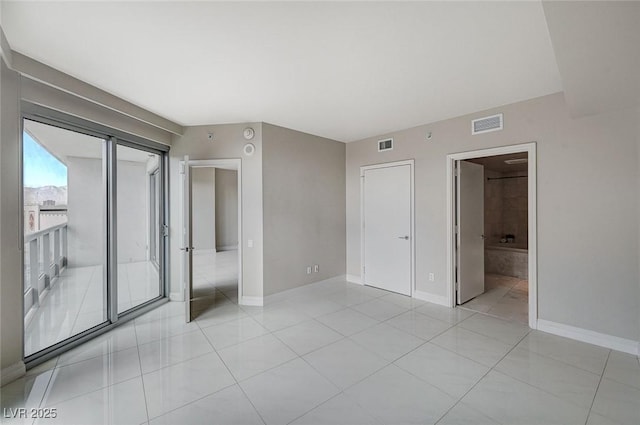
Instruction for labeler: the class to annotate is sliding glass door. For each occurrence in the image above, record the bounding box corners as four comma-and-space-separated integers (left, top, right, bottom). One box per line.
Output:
22, 112, 168, 363
116, 145, 163, 313
23, 119, 108, 357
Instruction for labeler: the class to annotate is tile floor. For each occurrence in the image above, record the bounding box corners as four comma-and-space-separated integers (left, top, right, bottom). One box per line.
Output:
4, 255, 640, 425
24, 261, 160, 357
461, 274, 528, 324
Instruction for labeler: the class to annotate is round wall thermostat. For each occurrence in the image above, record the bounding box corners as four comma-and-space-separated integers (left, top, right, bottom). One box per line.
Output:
243, 143, 255, 156
243, 127, 255, 140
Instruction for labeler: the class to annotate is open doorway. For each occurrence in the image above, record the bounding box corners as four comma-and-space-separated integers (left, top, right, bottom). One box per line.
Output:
447, 143, 537, 328
181, 159, 242, 322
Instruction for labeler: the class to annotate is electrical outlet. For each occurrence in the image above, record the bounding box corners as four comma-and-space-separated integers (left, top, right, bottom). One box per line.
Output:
313, 264, 319, 273
429, 273, 435, 282
306, 266, 312, 274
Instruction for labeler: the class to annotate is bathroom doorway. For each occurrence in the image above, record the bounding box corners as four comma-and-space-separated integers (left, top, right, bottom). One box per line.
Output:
181, 159, 242, 322
447, 143, 537, 328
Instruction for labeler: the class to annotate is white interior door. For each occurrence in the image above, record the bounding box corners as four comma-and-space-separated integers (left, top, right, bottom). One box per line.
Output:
456, 160, 485, 304
181, 156, 193, 322
363, 164, 412, 296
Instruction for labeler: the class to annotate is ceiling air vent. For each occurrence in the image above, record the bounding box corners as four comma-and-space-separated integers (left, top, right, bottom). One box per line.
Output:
378, 138, 393, 152
472, 113, 503, 135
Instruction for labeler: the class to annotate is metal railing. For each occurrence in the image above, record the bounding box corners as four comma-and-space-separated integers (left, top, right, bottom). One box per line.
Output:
24, 223, 68, 318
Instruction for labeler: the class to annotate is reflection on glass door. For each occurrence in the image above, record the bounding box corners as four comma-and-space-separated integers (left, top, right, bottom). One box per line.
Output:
116, 145, 162, 313
23, 119, 107, 357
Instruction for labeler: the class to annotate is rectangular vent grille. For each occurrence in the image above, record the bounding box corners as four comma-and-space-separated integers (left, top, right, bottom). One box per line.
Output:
378, 138, 393, 152
472, 113, 503, 135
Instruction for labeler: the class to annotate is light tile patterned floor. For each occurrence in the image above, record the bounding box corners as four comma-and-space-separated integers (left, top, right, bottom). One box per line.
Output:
461, 273, 528, 324
4, 253, 639, 425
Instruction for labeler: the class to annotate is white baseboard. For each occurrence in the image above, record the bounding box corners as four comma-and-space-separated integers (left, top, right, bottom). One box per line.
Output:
265, 275, 347, 305
216, 245, 238, 252
346, 274, 363, 285
1, 361, 26, 386
193, 249, 216, 256
537, 319, 640, 356
413, 290, 450, 307
169, 291, 184, 302
240, 296, 263, 306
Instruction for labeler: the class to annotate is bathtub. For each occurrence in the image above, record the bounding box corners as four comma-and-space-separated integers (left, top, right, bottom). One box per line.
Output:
485, 244, 528, 279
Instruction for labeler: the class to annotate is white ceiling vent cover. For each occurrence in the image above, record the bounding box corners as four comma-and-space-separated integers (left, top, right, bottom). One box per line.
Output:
378, 138, 393, 152
472, 113, 503, 135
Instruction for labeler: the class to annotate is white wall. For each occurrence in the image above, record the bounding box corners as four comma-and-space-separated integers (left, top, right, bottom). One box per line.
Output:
66, 157, 147, 266
192, 167, 216, 251
170, 124, 263, 299
116, 160, 147, 263
262, 123, 346, 296
0, 56, 23, 379
66, 157, 103, 267
346, 92, 640, 342
215, 169, 238, 250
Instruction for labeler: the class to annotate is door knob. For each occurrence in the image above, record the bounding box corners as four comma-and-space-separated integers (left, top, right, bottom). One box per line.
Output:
398, 236, 409, 240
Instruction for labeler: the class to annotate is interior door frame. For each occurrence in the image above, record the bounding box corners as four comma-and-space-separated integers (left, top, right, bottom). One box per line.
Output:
446, 142, 537, 329
181, 158, 244, 310
360, 159, 415, 297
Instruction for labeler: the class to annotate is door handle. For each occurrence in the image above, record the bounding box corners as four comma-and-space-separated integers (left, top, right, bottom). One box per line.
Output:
398, 236, 409, 240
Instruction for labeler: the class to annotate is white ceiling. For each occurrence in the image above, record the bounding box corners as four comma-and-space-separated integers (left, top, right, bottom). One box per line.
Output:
3, 1, 564, 142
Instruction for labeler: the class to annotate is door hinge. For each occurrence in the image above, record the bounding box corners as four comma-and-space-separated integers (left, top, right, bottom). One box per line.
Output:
162, 224, 169, 237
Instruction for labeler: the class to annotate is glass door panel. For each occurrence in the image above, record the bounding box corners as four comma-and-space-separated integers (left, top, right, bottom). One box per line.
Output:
23, 119, 107, 356
116, 144, 162, 313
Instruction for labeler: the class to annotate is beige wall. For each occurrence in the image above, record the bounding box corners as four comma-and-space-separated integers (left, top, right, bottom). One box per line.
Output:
262, 123, 346, 296
169, 124, 263, 299
192, 168, 216, 251
215, 169, 238, 250
346, 93, 640, 342
0, 57, 22, 377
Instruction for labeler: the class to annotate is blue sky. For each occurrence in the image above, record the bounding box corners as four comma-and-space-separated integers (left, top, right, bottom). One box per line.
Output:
23, 132, 67, 188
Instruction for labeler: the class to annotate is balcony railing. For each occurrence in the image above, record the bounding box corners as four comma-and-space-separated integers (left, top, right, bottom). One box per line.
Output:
24, 223, 68, 318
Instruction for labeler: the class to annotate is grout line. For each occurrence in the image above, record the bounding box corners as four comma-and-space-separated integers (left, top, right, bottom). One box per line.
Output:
201, 329, 268, 425
132, 320, 152, 424
584, 350, 611, 425
432, 329, 531, 425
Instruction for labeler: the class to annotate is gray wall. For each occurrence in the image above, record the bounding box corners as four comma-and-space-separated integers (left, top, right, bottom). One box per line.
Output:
346, 92, 640, 342
262, 123, 346, 296
170, 123, 264, 299
192, 167, 216, 251
215, 169, 238, 250
0, 57, 22, 377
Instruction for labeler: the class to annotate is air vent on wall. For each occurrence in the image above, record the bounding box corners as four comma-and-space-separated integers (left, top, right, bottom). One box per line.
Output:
472, 113, 503, 135
378, 138, 393, 152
